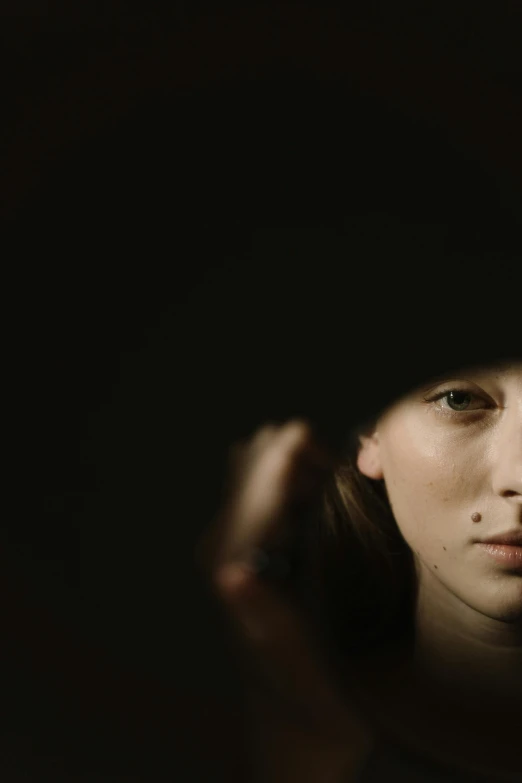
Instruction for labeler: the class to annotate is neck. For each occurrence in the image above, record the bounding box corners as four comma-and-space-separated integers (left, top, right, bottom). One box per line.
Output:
412, 565, 522, 709
355, 571, 522, 781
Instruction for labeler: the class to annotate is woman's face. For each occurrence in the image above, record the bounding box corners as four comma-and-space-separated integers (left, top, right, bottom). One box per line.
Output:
357, 361, 522, 622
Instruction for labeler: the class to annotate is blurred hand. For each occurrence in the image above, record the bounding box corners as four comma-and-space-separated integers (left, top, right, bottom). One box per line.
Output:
197, 420, 374, 783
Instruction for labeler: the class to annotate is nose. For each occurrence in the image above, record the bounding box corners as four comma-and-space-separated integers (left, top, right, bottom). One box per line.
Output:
491, 404, 522, 504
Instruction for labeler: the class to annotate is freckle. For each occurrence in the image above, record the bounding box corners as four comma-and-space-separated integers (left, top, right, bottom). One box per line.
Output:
434, 565, 438, 569
443, 497, 449, 502
471, 512, 482, 523
443, 547, 447, 551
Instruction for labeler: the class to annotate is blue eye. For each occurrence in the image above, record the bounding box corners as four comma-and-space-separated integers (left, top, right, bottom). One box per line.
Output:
444, 390, 472, 411
426, 388, 490, 414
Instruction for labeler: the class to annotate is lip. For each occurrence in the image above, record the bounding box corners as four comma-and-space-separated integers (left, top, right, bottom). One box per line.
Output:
478, 531, 522, 546
476, 543, 522, 570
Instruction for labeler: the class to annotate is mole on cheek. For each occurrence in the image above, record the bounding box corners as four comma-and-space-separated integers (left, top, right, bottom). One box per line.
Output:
471, 512, 482, 523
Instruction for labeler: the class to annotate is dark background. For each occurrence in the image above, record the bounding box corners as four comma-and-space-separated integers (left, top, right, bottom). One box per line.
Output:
2, 3, 522, 781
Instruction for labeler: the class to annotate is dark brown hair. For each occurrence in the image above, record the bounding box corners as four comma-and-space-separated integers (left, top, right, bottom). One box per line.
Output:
296, 438, 417, 663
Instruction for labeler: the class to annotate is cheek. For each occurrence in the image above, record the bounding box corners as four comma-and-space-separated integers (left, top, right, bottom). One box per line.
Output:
378, 415, 481, 556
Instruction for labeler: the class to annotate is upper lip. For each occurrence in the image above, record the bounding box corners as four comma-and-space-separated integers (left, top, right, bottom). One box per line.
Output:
479, 531, 522, 546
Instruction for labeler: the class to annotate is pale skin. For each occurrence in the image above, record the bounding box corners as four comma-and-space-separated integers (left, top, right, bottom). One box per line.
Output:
199, 360, 522, 782
357, 360, 522, 777
358, 361, 522, 693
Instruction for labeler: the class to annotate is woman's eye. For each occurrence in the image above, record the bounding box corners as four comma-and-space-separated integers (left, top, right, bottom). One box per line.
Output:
422, 386, 492, 414
445, 391, 473, 411
439, 390, 487, 412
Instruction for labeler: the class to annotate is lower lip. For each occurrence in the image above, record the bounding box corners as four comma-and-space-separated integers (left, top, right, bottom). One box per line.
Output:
477, 543, 522, 570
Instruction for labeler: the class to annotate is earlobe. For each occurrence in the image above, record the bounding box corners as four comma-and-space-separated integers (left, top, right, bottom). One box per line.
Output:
356, 433, 384, 480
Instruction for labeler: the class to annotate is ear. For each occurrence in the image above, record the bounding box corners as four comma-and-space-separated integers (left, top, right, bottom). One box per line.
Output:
356, 430, 384, 480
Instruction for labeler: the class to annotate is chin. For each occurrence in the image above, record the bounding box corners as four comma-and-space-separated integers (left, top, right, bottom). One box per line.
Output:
477, 596, 522, 624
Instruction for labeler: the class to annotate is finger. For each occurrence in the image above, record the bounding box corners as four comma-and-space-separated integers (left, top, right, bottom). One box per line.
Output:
226, 423, 278, 486
234, 420, 335, 480
195, 424, 279, 574
217, 420, 336, 565
196, 419, 336, 581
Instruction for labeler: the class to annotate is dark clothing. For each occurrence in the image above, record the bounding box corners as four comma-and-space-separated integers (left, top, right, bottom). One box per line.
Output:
360, 736, 506, 783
